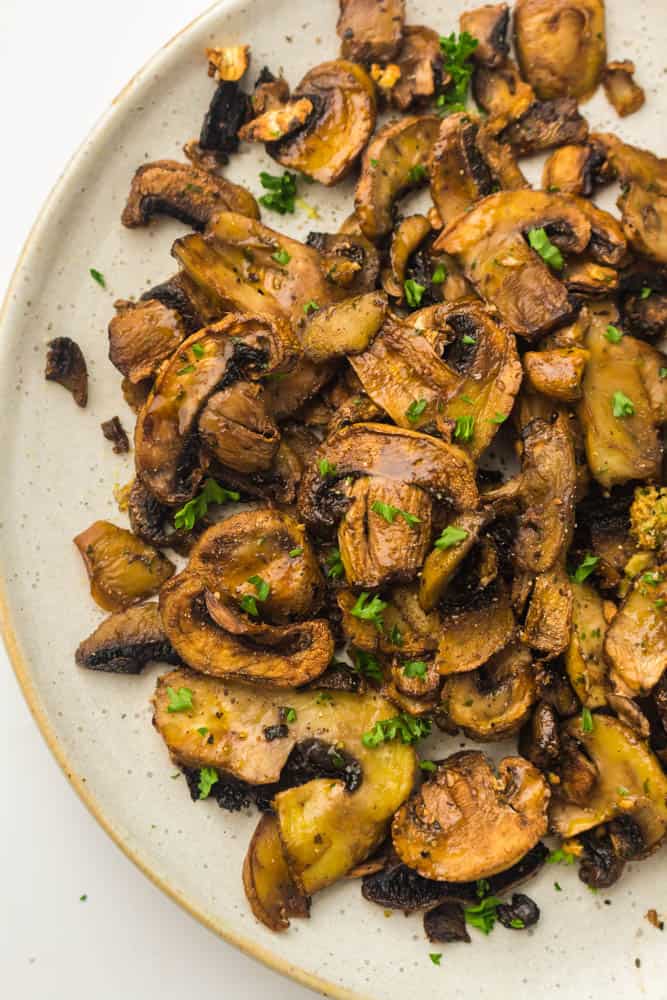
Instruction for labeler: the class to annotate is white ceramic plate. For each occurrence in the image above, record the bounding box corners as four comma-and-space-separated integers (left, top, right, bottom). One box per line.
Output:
1, 1, 666, 996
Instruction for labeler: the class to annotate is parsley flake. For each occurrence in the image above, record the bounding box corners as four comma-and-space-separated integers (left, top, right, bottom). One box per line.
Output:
198, 766, 219, 800
429, 953, 442, 966
570, 553, 599, 583
371, 500, 421, 528
319, 458, 337, 478
581, 706, 594, 733
404, 278, 426, 308
352, 648, 383, 682
406, 398, 428, 423
454, 414, 475, 442
176, 364, 196, 376
350, 592, 387, 630
437, 32, 478, 114
464, 894, 502, 934
546, 848, 576, 865
431, 263, 447, 284
259, 170, 297, 214
605, 324, 624, 343
248, 575, 271, 601
174, 478, 240, 531
191, 342, 205, 359
90, 268, 106, 288
408, 164, 427, 184
612, 390, 635, 418
435, 525, 469, 550
239, 594, 259, 617
528, 227, 564, 271
362, 713, 431, 748
304, 300, 320, 315
403, 660, 428, 678
420, 760, 437, 772
640, 286, 653, 300
167, 686, 193, 713
325, 547, 345, 579
272, 247, 291, 266
288, 547, 303, 558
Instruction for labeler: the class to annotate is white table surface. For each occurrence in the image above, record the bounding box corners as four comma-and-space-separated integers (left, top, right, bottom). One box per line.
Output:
0, 2, 317, 997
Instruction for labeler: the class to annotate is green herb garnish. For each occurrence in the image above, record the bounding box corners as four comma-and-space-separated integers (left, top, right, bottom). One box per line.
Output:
454, 415, 475, 442
176, 364, 196, 376
272, 247, 291, 266
90, 268, 106, 288
371, 500, 421, 528
405, 398, 428, 423
528, 227, 564, 271
259, 170, 297, 214
431, 263, 447, 284
198, 767, 219, 800
581, 707, 594, 733
437, 32, 479, 114
325, 547, 345, 579
304, 299, 320, 315
319, 458, 336, 478
362, 713, 432, 748
570, 554, 600, 583
284, 707, 297, 724
191, 342, 205, 359
546, 848, 576, 866
612, 390, 635, 418
248, 575, 271, 601
429, 954, 442, 966
350, 592, 387, 630
288, 547, 303, 558
167, 686, 193, 713
404, 278, 426, 308
174, 478, 240, 531
351, 648, 383, 682
605, 324, 624, 343
434, 525, 469, 550
464, 894, 503, 935
420, 760, 437, 772
408, 164, 427, 183
403, 660, 428, 678
239, 594, 259, 616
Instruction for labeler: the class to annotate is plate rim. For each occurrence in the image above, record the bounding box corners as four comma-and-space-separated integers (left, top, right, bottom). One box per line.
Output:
0, 3, 364, 996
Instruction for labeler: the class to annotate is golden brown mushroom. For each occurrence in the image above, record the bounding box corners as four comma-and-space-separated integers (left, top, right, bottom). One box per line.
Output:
604, 565, 667, 696
564, 581, 609, 707
198, 383, 280, 474
75, 603, 178, 674
523, 347, 589, 402
387, 25, 443, 110
602, 61, 645, 118
618, 183, 667, 265
460, 4, 510, 68
243, 814, 310, 933
542, 141, 611, 197
337, 0, 405, 63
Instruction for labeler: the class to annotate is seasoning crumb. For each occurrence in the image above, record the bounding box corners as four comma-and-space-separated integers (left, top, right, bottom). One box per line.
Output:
635, 958, 641, 969
646, 908, 665, 931
101, 416, 130, 454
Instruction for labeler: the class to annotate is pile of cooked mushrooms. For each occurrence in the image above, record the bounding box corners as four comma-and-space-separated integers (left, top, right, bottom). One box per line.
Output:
50, 0, 667, 947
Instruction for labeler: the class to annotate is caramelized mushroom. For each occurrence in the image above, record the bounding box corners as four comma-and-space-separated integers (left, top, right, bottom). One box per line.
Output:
101, 416, 130, 455
382, 215, 433, 300
501, 98, 589, 155
205, 45, 250, 83
243, 814, 310, 932
514, 0, 606, 101
602, 61, 645, 118
301, 292, 388, 363
198, 382, 280, 474
419, 511, 490, 613
74, 521, 175, 612
392, 751, 550, 881
337, 0, 405, 63
388, 25, 443, 111
604, 565, 667, 696
524, 561, 573, 659
75, 603, 178, 674
108, 298, 188, 385
542, 141, 610, 197
592, 132, 667, 194
121, 161, 259, 230
618, 183, 667, 265
268, 60, 376, 185
436, 583, 516, 676
523, 348, 588, 402
565, 581, 608, 707
238, 98, 314, 143
473, 61, 535, 130
460, 4, 510, 68
45, 337, 88, 407
199, 81, 250, 161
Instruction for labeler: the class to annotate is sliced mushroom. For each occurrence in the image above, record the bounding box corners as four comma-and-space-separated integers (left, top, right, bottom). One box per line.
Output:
338, 584, 440, 657
514, 0, 606, 101
424, 904, 470, 943
199, 81, 250, 161
250, 68, 291, 116
578, 817, 645, 889
205, 44, 250, 83
592, 132, 667, 194
524, 561, 573, 659
355, 115, 441, 241
305, 230, 381, 295
550, 714, 667, 854
502, 98, 589, 155
74, 521, 175, 613
523, 348, 588, 403
44, 337, 88, 407
382, 215, 433, 300
268, 60, 376, 185
101, 416, 130, 455
473, 61, 535, 130
618, 183, 667, 265
565, 581, 608, 707
108, 298, 188, 385
392, 751, 550, 881
198, 382, 280, 474
419, 511, 489, 613
624, 290, 667, 341
388, 25, 443, 111
121, 161, 259, 230
604, 564, 667, 696
460, 4, 510, 68
134, 312, 297, 504
435, 583, 516, 677
298, 422, 478, 533
519, 701, 561, 770
238, 98, 314, 143
337, 477, 432, 588
440, 642, 536, 740
542, 141, 611, 197
75, 603, 178, 674
602, 61, 645, 118
337, 0, 405, 63
243, 814, 310, 932
301, 292, 387, 363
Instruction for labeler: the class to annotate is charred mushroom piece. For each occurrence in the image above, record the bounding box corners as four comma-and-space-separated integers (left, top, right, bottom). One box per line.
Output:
306, 230, 381, 295
392, 751, 550, 881
74, 521, 175, 613
243, 814, 310, 932
577, 820, 642, 889
524, 561, 574, 659
514, 0, 606, 101
618, 183, 667, 265
436, 583, 516, 677
382, 215, 433, 300
602, 61, 645, 118
337, 0, 405, 63
440, 643, 536, 740
496, 893, 540, 929
565, 581, 608, 708
624, 290, 667, 341
355, 115, 441, 241
101, 416, 130, 455
519, 701, 561, 770
238, 98, 314, 143
134, 312, 297, 504
604, 565, 667, 696
388, 25, 444, 111
551, 714, 667, 853
542, 141, 611, 197
424, 903, 470, 943
501, 98, 589, 155
460, 4, 510, 68
205, 45, 250, 83
45, 337, 88, 407
75, 603, 178, 674
121, 161, 259, 230
198, 382, 280, 474
268, 60, 376, 186
199, 81, 250, 160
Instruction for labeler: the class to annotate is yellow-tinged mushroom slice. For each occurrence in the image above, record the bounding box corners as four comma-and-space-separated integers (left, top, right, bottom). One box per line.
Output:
382, 215, 433, 300
134, 313, 298, 504
337, 0, 405, 63
355, 115, 441, 241
301, 292, 387, 363
602, 61, 645, 118
592, 132, 667, 194
419, 511, 490, 613
542, 141, 611, 197
514, 0, 606, 101
523, 347, 588, 403
460, 4, 510, 68
565, 581, 608, 708
205, 44, 250, 82
441, 643, 536, 740
108, 299, 187, 386
473, 60, 535, 131
267, 60, 376, 186
550, 714, 667, 854
243, 814, 310, 932
604, 565, 667, 697
337, 585, 440, 657
618, 183, 667, 265
524, 561, 573, 659
392, 751, 550, 881
435, 583, 516, 676
387, 25, 443, 111
121, 160, 259, 230
74, 521, 175, 613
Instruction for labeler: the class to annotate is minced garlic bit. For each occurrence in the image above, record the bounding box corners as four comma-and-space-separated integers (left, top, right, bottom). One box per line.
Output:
370, 63, 402, 90
205, 44, 250, 82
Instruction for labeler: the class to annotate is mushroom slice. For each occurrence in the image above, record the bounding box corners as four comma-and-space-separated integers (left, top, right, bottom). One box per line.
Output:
565, 581, 608, 708
419, 511, 489, 613
440, 642, 536, 740
134, 312, 297, 505
382, 215, 433, 299
618, 183, 667, 265
604, 565, 667, 696
523, 347, 588, 402
198, 382, 280, 474
301, 292, 387, 364
238, 98, 314, 143
473, 61, 535, 130
198, 81, 250, 161
205, 44, 250, 83
74, 521, 175, 613
428, 112, 525, 226
337, 477, 432, 589
602, 61, 645, 118
101, 416, 130, 455
550, 715, 667, 853
435, 584, 516, 677
121, 161, 259, 230
542, 141, 611, 197
460, 4, 510, 68
108, 299, 188, 385
243, 814, 310, 932
577, 303, 666, 489
337, 585, 440, 657
624, 290, 667, 341
519, 701, 561, 771
306, 230, 381, 295
564, 259, 619, 298
435, 190, 592, 339
355, 115, 441, 241
297, 422, 478, 533
392, 751, 550, 881
388, 25, 443, 111
337, 0, 405, 63
250, 68, 291, 116
592, 132, 667, 194
501, 98, 589, 155
268, 60, 376, 186
75, 603, 178, 674
45, 336, 88, 407
524, 561, 573, 659
514, 0, 606, 102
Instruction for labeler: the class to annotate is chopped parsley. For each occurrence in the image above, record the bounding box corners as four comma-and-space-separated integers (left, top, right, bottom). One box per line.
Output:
319, 458, 337, 478
408, 164, 427, 183
351, 648, 383, 682
510, 918, 525, 929
174, 478, 240, 531
612, 390, 635, 418
370, 158, 379, 167
464, 894, 502, 934
304, 299, 320, 315
488, 412, 508, 424
90, 268, 106, 288
546, 848, 576, 866
570, 553, 599, 583
258, 170, 297, 214
617, 785, 630, 797
429, 953, 442, 966
198, 766, 219, 800
284, 707, 297, 724
272, 247, 291, 266
640, 286, 653, 300
197, 726, 209, 737
239, 594, 259, 616
434, 525, 469, 550
437, 32, 478, 114
176, 364, 196, 376
248, 575, 271, 601
389, 623, 404, 646
325, 547, 345, 579
605, 324, 624, 343
431, 263, 447, 284
166, 686, 193, 713
288, 547, 303, 558
454, 414, 475, 442
404, 278, 426, 308
350, 592, 387, 629
581, 706, 595, 734
316, 692, 333, 705
403, 660, 428, 678
371, 500, 421, 528
661, 368, 667, 379
554, 882, 563, 892
362, 713, 432, 748
528, 227, 564, 271
191, 342, 205, 359
406, 398, 428, 423
461, 334, 476, 345
420, 760, 437, 772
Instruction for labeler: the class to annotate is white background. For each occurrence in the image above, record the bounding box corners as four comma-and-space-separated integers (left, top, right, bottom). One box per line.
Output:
0, 2, 315, 997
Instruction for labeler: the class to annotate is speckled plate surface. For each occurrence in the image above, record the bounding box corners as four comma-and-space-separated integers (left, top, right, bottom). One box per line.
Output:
1, 1, 666, 996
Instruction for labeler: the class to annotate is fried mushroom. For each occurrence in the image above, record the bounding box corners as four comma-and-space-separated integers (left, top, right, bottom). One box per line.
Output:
198, 382, 280, 474
604, 565, 667, 696
337, 0, 405, 63
45, 337, 88, 407
387, 25, 443, 111
618, 183, 667, 265
542, 141, 611, 197
243, 814, 310, 932
75, 603, 178, 674
459, 4, 510, 68
602, 61, 645, 118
